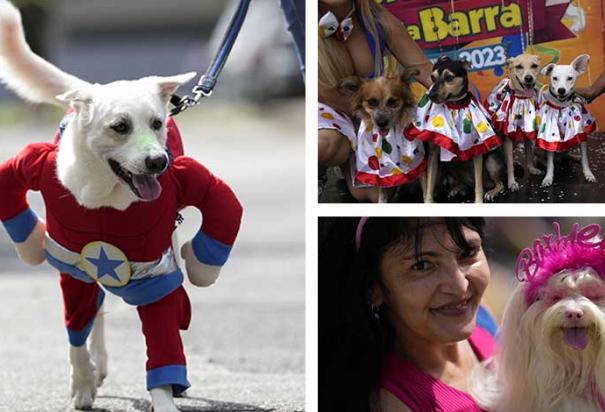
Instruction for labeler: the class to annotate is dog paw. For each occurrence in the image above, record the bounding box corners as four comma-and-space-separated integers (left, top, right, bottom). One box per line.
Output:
508, 181, 519, 191
474, 196, 484, 204
91, 349, 107, 388
71, 370, 97, 410
70, 347, 97, 410
584, 172, 596, 182
541, 176, 553, 187
150, 386, 180, 412
484, 190, 500, 202
528, 166, 543, 176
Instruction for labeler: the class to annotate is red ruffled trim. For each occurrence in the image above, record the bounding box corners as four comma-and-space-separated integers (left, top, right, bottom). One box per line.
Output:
355, 158, 427, 188
492, 119, 537, 142
406, 126, 501, 161
535, 117, 596, 152
536, 133, 588, 152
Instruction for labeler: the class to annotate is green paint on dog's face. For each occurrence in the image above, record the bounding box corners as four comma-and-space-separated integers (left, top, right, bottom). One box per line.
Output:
133, 133, 158, 150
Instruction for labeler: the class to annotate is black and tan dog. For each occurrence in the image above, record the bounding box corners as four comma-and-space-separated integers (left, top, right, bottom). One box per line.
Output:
423, 56, 504, 203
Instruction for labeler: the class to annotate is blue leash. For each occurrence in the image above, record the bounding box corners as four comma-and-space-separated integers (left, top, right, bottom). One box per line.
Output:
170, 0, 251, 116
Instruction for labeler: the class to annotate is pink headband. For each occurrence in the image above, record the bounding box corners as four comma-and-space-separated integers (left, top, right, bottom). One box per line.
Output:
515, 222, 605, 304
355, 217, 369, 253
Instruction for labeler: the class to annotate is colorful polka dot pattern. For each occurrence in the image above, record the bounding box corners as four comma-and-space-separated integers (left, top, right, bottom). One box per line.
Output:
535, 87, 596, 152
353, 120, 425, 187
413, 90, 498, 162
485, 78, 538, 140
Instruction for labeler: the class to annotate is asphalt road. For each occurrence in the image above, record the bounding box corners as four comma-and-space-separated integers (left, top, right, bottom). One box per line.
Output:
0, 99, 305, 412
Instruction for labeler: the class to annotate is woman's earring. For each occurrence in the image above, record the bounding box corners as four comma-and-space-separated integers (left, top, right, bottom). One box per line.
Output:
371, 304, 380, 320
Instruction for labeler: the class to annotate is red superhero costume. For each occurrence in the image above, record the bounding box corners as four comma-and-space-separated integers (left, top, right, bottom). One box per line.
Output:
0, 116, 243, 394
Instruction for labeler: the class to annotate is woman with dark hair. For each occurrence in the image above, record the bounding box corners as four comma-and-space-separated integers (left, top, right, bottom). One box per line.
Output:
319, 217, 497, 411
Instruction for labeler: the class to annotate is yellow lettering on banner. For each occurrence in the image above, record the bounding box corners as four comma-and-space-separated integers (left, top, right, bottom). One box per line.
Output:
501, 3, 521, 28
420, 8, 449, 42
407, 25, 421, 40
483, 6, 500, 32
413, 3, 522, 43
449, 12, 469, 37
468, 9, 485, 33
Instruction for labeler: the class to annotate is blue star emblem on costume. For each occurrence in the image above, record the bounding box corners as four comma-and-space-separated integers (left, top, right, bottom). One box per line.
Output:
86, 246, 124, 282
80, 241, 131, 287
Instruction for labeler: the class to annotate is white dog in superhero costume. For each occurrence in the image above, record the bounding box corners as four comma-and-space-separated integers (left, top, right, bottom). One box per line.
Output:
0, 2, 242, 412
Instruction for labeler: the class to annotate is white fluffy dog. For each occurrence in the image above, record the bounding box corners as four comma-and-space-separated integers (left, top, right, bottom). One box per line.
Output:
473, 223, 605, 412
0, 2, 229, 411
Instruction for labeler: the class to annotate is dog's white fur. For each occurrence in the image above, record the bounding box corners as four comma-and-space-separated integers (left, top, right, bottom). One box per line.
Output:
0, 2, 214, 410
472, 268, 605, 412
539, 54, 595, 187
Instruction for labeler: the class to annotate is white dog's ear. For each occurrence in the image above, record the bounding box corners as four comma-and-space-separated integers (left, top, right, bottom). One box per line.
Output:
149, 72, 197, 105
571, 54, 590, 74
56, 88, 94, 124
541, 63, 556, 77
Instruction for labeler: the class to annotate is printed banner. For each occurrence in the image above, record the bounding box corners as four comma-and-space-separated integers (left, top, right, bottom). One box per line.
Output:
381, 0, 605, 128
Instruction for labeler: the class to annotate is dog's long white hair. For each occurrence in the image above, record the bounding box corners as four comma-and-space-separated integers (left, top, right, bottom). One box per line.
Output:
472, 268, 605, 412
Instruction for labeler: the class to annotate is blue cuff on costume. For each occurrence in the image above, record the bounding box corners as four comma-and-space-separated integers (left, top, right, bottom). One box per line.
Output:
2, 208, 38, 243
191, 230, 232, 266
66, 289, 106, 347
147, 364, 190, 395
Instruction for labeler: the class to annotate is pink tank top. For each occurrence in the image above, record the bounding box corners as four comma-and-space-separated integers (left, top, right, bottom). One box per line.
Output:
381, 326, 496, 412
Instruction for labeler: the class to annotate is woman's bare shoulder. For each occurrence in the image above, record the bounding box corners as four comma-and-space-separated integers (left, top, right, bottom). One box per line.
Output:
379, 388, 412, 412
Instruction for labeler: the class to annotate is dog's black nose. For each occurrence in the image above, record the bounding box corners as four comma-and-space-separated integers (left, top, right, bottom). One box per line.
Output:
375, 118, 389, 128
145, 155, 168, 173
557, 87, 566, 95
524, 75, 533, 83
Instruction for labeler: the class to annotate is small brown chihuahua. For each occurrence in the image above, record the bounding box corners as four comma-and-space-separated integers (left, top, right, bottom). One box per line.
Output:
338, 68, 422, 203
339, 68, 419, 135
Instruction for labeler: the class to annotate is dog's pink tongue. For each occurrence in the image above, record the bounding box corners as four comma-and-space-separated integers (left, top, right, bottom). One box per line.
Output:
132, 175, 161, 201
563, 327, 589, 350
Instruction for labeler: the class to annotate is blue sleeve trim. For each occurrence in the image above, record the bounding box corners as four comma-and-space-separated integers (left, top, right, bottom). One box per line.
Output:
477, 305, 498, 337
191, 230, 232, 266
147, 364, 190, 395
2, 208, 38, 243
66, 289, 105, 347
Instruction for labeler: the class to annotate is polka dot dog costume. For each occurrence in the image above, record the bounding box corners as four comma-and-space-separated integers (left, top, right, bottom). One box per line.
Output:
485, 78, 538, 142
407, 91, 501, 162
535, 86, 596, 152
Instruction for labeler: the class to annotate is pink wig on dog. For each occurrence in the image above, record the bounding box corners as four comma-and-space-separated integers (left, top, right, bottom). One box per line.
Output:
472, 222, 605, 411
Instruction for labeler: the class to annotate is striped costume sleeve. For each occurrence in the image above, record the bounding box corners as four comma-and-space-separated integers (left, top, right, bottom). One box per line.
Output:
171, 156, 243, 268
0, 143, 51, 242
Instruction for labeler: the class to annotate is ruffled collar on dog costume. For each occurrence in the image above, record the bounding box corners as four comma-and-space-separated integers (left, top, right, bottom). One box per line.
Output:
515, 222, 605, 304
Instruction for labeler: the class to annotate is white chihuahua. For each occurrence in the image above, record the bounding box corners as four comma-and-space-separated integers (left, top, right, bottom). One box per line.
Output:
537, 54, 596, 187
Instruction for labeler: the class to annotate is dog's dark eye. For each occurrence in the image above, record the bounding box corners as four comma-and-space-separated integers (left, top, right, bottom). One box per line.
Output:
367, 98, 379, 108
110, 121, 130, 134
515, 64, 523, 70
386, 98, 399, 108
151, 119, 163, 130
553, 77, 559, 81
445, 75, 455, 82
531, 64, 539, 69
567, 77, 573, 81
